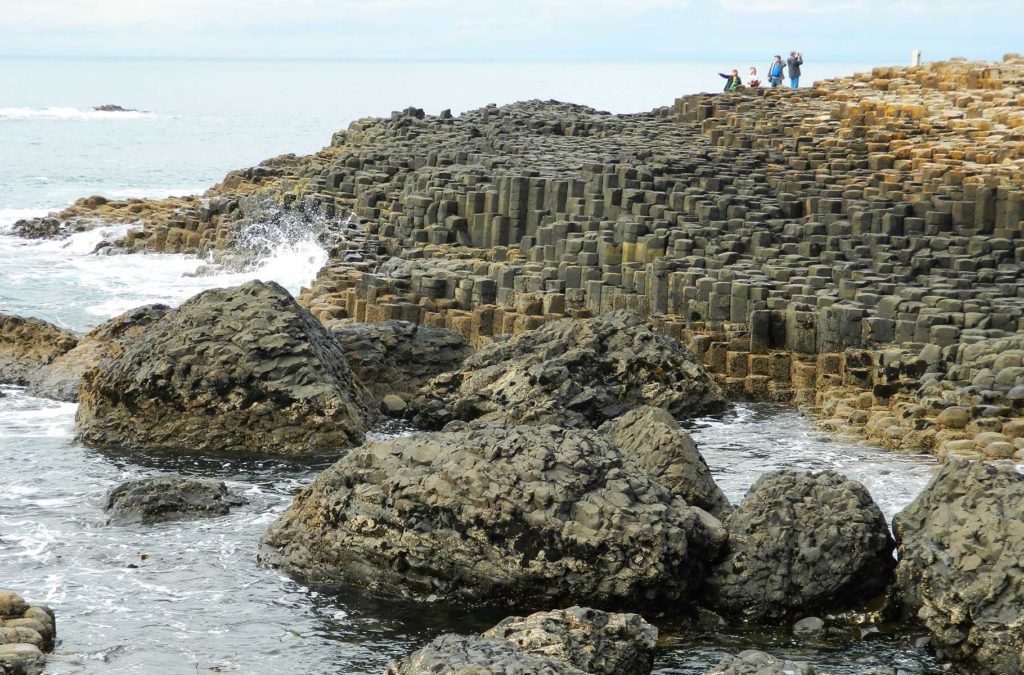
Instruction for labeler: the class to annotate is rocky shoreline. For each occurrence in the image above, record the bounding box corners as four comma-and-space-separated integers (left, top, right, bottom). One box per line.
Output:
2, 57, 1023, 673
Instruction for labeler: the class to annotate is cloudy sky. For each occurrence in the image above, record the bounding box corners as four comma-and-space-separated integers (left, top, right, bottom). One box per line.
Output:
0, 0, 1018, 62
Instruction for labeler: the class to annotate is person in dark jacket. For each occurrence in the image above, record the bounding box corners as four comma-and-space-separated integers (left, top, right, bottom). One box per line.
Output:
718, 69, 742, 92
787, 51, 804, 88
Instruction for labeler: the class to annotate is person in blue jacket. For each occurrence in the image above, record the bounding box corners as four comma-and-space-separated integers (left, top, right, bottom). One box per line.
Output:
768, 55, 785, 88
788, 51, 804, 88
718, 69, 742, 92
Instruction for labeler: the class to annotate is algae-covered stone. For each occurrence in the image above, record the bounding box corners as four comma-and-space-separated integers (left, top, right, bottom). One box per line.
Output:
76, 280, 374, 457
104, 475, 245, 525
0, 314, 78, 387
260, 422, 725, 611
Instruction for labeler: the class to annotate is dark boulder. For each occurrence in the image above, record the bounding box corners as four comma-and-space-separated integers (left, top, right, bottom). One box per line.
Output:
0, 314, 78, 387
26, 304, 168, 402
104, 475, 245, 525
598, 406, 730, 517
410, 310, 724, 429
329, 320, 470, 403
259, 422, 726, 611
704, 470, 895, 622
76, 280, 374, 457
385, 634, 584, 675
707, 650, 815, 674
893, 460, 1024, 674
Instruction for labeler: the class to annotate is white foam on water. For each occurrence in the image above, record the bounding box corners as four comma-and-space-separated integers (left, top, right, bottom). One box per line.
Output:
0, 106, 158, 121
0, 208, 56, 232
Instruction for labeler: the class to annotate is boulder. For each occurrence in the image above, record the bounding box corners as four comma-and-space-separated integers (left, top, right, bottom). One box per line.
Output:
104, 475, 246, 525
482, 606, 657, 675
26, 304, 168, 402
76, 280, 374, 457
598, 406, 730, 517
411, 311, 724, 429
704, 470, 895, 622
385, 634, 584, 675
893, 460, 1024, 674
329, 320, 471, 401
0, 314, 78, 387
0, 591, 55, 675
260, 422, 726, 611
707, 650, 815, 674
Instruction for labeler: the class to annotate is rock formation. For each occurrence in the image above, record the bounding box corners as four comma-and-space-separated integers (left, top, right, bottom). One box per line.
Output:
76, 280, 374, 457
103, 475, 245, 525
387, 606, 656, 675
598, 405, 730, 517
893, 460, 1024, 674
708, 650, 815, 675
0, 314, 77, 387
704, 470, 895, 621
328, 319, 470, 403
259, 422, 726, 611
26, 304, 168, 402
411, 310, 724, 429
0, 590, 56, 675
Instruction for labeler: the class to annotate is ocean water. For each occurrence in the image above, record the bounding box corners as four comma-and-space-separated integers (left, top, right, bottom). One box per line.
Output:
0, 58, 940, 674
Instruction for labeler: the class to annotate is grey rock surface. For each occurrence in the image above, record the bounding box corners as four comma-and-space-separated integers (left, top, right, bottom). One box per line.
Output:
707, 650, 815, 675
704, 470, 895, 621
25, 304, 168, 402
411, 310, 724, 429
385, 634, 585, 675
76, 280, 375, 457
259, 422, 725, 610
329, 319, 470, 401
0, 590, 55, 675
0, 314, 78, 387
482, 606, 657, 675
104, 475, 245, 525
893, 459, 1024, 674
598, 406, 730, 517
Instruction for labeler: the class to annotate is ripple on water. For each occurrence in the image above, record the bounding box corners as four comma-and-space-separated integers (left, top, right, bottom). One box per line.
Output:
0, 390, 941, 674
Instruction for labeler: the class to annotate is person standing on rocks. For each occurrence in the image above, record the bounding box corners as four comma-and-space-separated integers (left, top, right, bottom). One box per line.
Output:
768, 56, 785, 88
787, 51, 804, 88
718, 69, 743, 92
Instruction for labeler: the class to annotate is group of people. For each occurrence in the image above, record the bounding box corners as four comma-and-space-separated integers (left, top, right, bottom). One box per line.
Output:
719, 52, 803, 92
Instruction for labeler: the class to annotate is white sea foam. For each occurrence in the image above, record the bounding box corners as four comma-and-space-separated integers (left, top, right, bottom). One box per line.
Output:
0, 106, 157, 121
0, 208, 56, 232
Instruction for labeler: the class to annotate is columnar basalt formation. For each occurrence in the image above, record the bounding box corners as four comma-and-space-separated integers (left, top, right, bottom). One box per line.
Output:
15, 57, 1024, 457
0, 590, 56, 675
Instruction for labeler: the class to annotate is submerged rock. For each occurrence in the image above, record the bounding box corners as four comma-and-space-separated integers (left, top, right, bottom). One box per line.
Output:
482, 606, 657, 675
329, 320, 470, 402
76, 280, 374, 457
385, 634, 584, 675
259, 422, 726, 611
104, 475, 245, 525
26, 304, 169, 402
0, 590, 56, 675
598, 406, 731, 517
410, 310, 724, 429
387, 606, 656, 675
704, 470, 895, 622
893, 460, 1024, 674
0, 314, 78, 387
708, 650, 815, 674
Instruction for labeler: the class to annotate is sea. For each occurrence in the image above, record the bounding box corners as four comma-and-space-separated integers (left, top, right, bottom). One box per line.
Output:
0, 58, 942, 674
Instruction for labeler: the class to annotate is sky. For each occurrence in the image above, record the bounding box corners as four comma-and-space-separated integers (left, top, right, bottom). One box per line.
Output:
0, 0, 1019, 62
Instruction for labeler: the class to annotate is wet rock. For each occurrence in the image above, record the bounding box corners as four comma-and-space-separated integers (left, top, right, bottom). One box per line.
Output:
707, 650, 815, 674
704, 470, 895, 622
260, 422, 726, 611
104, 475, 246, 525
76, 280, 375, 457
26, 304, 169, 402
598, 406, 730, 517
0, 591, 55, 675
482, 606, 657, 675
893, 460, 1024, 674
792, 616, 826, 639
0, 314, 78, 387
93, 105, 136, 112
411, 311, 724, 430
329, 320, 470, 401
385, 634, 585, 674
